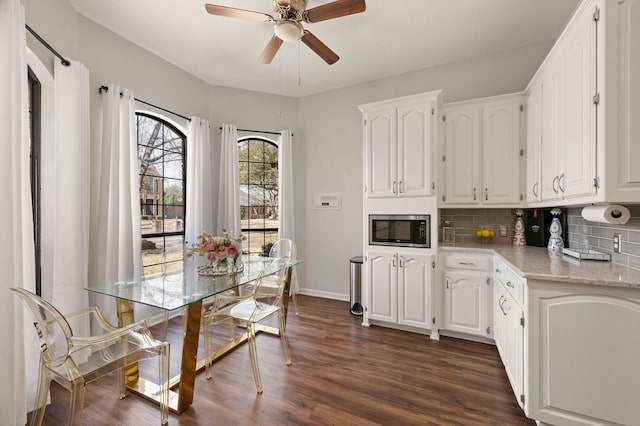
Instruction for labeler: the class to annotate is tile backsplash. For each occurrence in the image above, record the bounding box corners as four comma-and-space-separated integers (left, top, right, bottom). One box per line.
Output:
566, 206, 640, 271
440, 206, 640, 271
440, 208, 517, 244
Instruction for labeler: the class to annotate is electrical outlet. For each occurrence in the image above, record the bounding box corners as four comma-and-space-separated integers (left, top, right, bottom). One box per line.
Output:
499, 225, 508, 237
613, 233, 621, 253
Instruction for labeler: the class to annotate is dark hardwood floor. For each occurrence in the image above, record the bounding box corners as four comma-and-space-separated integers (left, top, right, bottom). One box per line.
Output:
36, 295, 535, 425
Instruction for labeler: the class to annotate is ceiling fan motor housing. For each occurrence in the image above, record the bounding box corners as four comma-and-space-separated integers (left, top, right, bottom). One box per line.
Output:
273, 0, 307, 17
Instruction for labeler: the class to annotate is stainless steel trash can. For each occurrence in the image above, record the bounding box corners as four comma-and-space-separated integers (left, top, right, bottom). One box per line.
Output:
349, 256, 363, 315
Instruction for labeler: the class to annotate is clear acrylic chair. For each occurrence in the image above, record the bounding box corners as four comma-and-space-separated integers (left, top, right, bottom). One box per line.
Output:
203, 257, 292, 393
268, 238, 298, 314
11, 287, 170, 425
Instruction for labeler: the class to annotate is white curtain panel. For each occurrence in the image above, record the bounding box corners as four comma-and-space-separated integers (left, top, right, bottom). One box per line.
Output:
0, 1, 36, 423
278, 130, 298, 291
89, 84, 142, 322
185, 117, 214, 248
217, 123, 241, 236
45, 59, 90, 335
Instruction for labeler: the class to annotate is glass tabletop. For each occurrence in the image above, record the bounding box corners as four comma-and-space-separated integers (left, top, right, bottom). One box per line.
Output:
86, 256, 302, 311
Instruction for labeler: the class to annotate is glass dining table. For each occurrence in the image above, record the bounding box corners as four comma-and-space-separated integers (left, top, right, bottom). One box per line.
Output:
86, 256, 302, 414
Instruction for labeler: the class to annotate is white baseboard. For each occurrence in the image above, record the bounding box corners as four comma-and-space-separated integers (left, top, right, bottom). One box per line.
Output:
296, 288, 349, 302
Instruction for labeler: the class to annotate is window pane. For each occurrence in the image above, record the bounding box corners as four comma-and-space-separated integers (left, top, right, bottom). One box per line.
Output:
137, 113, 186, 274
238, 137, 278, 257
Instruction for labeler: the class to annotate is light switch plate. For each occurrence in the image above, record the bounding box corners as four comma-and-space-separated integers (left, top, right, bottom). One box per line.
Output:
499, 225, 508, 237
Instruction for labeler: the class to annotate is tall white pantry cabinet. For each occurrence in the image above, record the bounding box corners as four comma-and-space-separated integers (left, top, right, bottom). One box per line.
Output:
359, 91, 441, 339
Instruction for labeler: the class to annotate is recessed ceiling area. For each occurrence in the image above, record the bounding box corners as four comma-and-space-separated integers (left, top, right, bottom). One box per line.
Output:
68, 0, 581, 97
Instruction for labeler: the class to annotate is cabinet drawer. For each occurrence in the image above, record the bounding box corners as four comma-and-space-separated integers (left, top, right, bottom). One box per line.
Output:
494, 258, 508, 285
503, 267, 524, 305
444, 254, 492, 271
494, 256, 524, 305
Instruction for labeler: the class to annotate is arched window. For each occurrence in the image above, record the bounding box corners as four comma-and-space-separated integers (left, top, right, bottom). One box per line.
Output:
137, 113, 186, 274
238, 137, 279, 256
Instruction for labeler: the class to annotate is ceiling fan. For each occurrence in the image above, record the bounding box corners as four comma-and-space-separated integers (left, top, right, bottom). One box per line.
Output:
204, 0, 366, 65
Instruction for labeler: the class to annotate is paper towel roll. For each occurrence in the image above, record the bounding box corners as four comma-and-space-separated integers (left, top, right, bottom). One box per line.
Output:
581, 205, 631, 224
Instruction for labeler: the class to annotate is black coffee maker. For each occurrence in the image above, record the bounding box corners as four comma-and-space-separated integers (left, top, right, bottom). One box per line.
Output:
525, 208, 568, 247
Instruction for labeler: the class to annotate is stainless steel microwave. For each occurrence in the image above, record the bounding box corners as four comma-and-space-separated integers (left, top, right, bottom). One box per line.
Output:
369, 214, 430, 248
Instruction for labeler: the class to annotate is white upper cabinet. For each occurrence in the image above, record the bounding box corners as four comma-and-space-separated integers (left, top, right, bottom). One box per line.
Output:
526, 0, 640, 206
359, 91, 441, 199
443, 107, 481, 204
441, 94, 524, 207
482, 101, 522, 204
606, 0, 640, 197
537, 0, 597, 203
525, 80, 542, 203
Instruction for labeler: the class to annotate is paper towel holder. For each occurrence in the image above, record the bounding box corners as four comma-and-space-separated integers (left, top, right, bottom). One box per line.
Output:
581, 204, 631, 225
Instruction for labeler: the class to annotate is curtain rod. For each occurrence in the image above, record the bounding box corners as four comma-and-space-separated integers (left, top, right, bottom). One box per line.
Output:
26, 24, 70, 66
99, 85, 191, 122
222, 127, 293, 137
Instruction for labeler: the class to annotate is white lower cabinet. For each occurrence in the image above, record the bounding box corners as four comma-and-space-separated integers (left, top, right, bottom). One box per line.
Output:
493, 257, 526, 408
366, 249, 435, 332
527, 279, 640, 426
440, 251, 493, 339
494, 257, 525, 409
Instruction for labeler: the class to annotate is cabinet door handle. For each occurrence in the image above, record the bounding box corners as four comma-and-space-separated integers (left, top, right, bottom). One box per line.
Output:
393, 181, 397, 194
552, 176, 559, 194
559, 173, 565, 193
399, 181, 404, 193
398, 255, 407, 267
392, 254, 397, 267
485, 188, 488, 201
495, 268, 502, 273
500, 296, 507, 316
533, 182, 539, 198
473, 187, 477, 200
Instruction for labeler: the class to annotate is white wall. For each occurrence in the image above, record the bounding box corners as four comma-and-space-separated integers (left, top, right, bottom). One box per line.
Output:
297, 42, 553, 300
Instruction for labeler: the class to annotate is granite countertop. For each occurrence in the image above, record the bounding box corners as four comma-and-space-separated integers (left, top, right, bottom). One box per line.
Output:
439, 242, 640, 290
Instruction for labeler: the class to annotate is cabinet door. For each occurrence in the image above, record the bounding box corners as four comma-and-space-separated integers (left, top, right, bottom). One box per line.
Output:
397, 254, 433, 329
616, 0, 640, 191
540, 57, 563, 202
397, 102, 434, 197
493, 281, 506, 358
482, 102, 522, 204
526, 81, 542, 203
367, 251, 397, 323
443, 270, 490, 336
365, 107, 397, 198
502, 294, 524, 409
443, 108, 481, 204
560, 0, 597, 200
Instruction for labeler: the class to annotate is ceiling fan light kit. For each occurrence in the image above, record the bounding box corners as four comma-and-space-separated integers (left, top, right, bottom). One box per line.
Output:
274, 19, 304, 42
205, 0, 366, 64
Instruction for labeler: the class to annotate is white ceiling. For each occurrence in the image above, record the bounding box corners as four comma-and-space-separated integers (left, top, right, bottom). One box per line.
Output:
68, 0, 581, 97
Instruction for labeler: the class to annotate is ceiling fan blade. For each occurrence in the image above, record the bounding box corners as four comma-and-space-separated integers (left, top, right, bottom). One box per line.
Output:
304, 0, 366, 23
258, 35, 284, 64
205, 4, 274, 22
301, 30, 339, 65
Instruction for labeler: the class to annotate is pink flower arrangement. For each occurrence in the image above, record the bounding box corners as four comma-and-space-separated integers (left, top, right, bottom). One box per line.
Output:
188, 230, 244, 264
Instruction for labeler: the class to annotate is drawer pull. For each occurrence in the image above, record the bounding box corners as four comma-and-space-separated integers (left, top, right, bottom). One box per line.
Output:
506, 281, 515, 288
458, 261, 475, 266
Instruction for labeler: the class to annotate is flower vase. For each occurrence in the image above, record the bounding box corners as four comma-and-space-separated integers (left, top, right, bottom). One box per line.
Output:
197, 258, 228, 276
